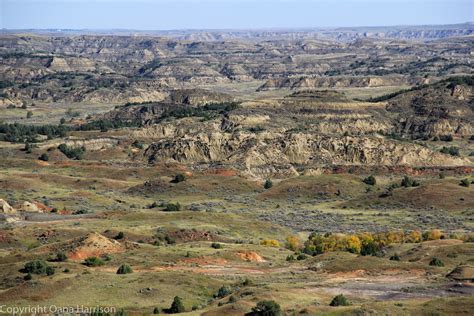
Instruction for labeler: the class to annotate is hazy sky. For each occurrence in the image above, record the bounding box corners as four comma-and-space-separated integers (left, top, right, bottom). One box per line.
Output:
1, 0, 473, 30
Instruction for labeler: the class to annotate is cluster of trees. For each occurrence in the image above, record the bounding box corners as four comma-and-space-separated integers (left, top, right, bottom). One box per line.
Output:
0, 117, 143, 144
58, 144, 86, 160
160, 102, 239, 121
0, 122, 69, 143
440, 146, 460, 156
23, 260, 55, 278
302, 229, 451, 256
77, 119, 142, 132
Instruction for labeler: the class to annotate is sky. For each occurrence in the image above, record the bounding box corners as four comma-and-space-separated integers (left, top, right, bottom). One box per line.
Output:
1, 0, 473, 30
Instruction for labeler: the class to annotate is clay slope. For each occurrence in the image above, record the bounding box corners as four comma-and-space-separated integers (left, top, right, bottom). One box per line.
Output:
144, 132, 469, 170
63, 232, 124, 260
257, 76, 420, 91
386, 77, 474, 136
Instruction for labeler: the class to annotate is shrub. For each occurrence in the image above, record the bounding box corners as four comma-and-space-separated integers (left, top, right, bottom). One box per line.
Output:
26, 111, 33, 119
131, 140, 144, 149
264, 179, 273, 189
24, 260, 50, 275
429, 257, 444, 267
424, 229, 442, 241
83, 256, 104, 267
389, 254, 401, 261
211, 242, 222, 249
38, 153, 49, 161
260, 239, 280, 248
24, 142, 33, 153
251, 300, 282, 316
115, 231, 125, 240
296, 254, 307, 260
360, 241, 381, 256
164, 202, 181, 212
169, 296, 185, 314
362, 175, 376, 185
330, 294, 350, 306
440, 146, 460, 156
406, 230, 422, 243
439, 135, 453, 142
153, 307, 160, 314
116, 264, 133, 274
54, 252, 68, 262
286, 255, 295, 261
45, 266, 55, 276
401, 176, 420, 188
171, 174, 186, 183
58, 144, 85, 160
215, 285, 232, 298
285, 235, 302, 251
460, 179, 471, 187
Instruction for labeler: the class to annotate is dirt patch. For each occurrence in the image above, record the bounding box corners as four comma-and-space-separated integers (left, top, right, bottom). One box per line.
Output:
63, 232, 125, 260
207, 168, 238, 177
236, 251, 266, 262
168, 229, 222, 243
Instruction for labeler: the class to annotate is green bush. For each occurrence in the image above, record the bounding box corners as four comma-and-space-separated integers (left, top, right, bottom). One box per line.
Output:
24, 260, 50, 275
58, 144, 85, 160
360, 241, 381, 256
429, 257, 444, 267
251, 300, 282, 316
171, 174, 186, 183
53, 252, 68, 262
330, 294, 350, 306
45, 266, 55, 276
152, 307, 160, 314
440, 146, 460, 156
264, 179, 273, 189
169, 296, 185, 314
296, 253, 308, 261
38, 153, 49, 161
460, 179, 471, 187
401, 176, 420, 188
115, 231, 125, 240
215, 285, 232, 298
83, 256, 105, 267
164, 202, 181, 212
362, 175, 376, 185
389, 254, 400, 261
439, 135, 453, 142
116, 264, 133, 274
211, 242, 222, 249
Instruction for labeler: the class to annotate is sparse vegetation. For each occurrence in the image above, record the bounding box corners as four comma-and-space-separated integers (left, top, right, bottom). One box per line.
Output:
58, 143, 85, 160
169, 296, 185, 314
251, 300, 282, 316
116, 264, 133, 274
429, 257, 444, 267
264, 179, 273, 189
363, 175, 376, 185
164, 202, 181, 212
83, 257, 105, 267
330, 294, 350, 306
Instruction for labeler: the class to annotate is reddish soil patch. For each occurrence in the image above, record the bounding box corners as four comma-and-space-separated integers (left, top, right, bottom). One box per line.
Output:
64, 232, 124, 261
207, 168, 238, 177
236, 251, 266, 262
